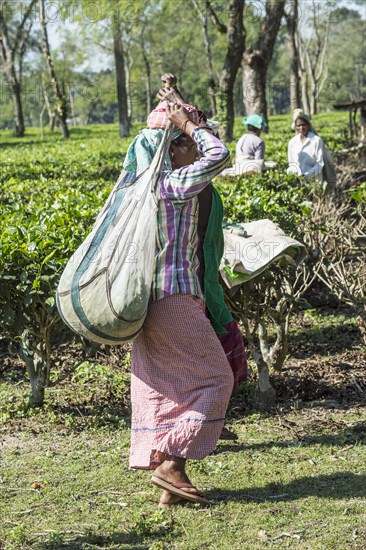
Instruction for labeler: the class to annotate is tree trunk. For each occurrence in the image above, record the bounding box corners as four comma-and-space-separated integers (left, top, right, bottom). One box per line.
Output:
310, 86, 317, 115
144, 58, 152, 117
125, 49, 133, 122
300, 70, 310, 115
242, 0, 285, 123
216, 0, 245, 141
242, 50, 268, 116
11, 79, 25, 137
50, 112, 56, 131
299, 1, 330, 117
40, 103, 46, 138
42, 77, 54, 129
202, 11, 217, 116
254, 359, 277, 411
139, 24, 152, 117
357, 310, 366, 346
112, 9, 130, 137
68, 85, 77, 125
286, 0, 301, 111
192, 1, 217, 116
20, 330, 51, 408
39, 0, 69, 138
0, 0, 37, 137
85, 101, 98, 125
141, 43, 152, 116
81, 337, 100, 358
238, 299, 277, 412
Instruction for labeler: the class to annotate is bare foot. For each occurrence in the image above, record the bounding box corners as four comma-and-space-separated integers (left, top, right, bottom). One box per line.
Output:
159, 490, 185, 507
154, 456, 204, 498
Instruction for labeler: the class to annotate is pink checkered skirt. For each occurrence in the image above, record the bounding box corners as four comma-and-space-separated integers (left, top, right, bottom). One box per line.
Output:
129, 294, 234, 469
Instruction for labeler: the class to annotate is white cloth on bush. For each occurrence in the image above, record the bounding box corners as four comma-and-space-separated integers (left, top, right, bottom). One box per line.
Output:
219, 161, 278, 178
220, 219, 307, 288
235, 158, 264, 175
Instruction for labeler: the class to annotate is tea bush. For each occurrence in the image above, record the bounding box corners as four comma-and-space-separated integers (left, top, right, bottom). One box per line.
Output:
0, 113, 351, 405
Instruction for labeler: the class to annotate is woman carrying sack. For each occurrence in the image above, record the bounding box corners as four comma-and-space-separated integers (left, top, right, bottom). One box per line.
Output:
126, 98, 235, 507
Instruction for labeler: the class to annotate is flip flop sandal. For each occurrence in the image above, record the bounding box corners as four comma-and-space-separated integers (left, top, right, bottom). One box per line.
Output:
219, 427, 238, 441
151, 474, 209, 505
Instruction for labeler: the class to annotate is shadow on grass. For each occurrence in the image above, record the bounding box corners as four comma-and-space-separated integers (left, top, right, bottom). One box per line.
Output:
207, 472, 366, 504
213, 421, 366, 455
55, 403, 131, 430
40, 528, 168, 550
288, 322, 361, 358
273, 374, 365, 406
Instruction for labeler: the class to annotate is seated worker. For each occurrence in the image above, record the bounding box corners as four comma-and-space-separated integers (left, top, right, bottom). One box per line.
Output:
235, 114, 267, 174
287, 114, 324, 181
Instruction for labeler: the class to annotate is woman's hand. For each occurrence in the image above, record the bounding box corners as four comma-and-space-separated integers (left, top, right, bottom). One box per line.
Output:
166, 103, 191, 130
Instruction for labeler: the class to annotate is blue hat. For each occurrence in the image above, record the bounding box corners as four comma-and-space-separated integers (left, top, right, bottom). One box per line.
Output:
242, 114, 267, 129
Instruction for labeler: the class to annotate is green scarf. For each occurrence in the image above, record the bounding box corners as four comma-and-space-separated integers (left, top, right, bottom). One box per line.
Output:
123, 127, 182, 176
203, 185, 233, 334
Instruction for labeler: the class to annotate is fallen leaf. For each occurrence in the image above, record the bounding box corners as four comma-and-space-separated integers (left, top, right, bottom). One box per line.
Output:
31, 482, 45, 491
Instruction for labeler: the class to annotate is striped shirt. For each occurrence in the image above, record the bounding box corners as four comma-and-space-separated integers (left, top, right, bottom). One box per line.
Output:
153, 128, 230, 302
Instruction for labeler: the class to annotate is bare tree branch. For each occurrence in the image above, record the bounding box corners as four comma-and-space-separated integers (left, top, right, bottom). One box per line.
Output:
205, 0, 227, 33
14, 0, 36, 45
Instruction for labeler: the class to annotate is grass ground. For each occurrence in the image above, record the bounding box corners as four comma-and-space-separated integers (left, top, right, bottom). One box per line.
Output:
1, 308, 365, 550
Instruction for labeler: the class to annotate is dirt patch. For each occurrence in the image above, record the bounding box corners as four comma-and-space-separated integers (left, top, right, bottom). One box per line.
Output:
274, 348, 366, 406
0, 434, 29, 450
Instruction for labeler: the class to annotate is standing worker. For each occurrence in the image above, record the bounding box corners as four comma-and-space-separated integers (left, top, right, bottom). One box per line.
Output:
126, 100, 235, 508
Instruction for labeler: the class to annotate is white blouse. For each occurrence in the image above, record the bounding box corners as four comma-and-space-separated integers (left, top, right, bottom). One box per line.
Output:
287, 132, 324, 180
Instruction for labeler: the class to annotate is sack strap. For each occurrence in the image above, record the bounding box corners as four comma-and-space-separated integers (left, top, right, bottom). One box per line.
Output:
149, 121, 174, 197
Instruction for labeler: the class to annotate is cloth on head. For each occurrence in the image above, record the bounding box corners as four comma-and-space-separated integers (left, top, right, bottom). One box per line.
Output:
147, 100, 200, 129
295, 114, 311, 125
124, 100, 201, 176
123, 127, 181, 176
242, 114, 267, 129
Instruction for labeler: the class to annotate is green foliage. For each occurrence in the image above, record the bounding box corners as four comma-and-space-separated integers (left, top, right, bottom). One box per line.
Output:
0, 125, 130, 342
217, 171, 310, 237
0, 115, 350, 341
72, 361, 130, 399
350, 181, 366, 204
